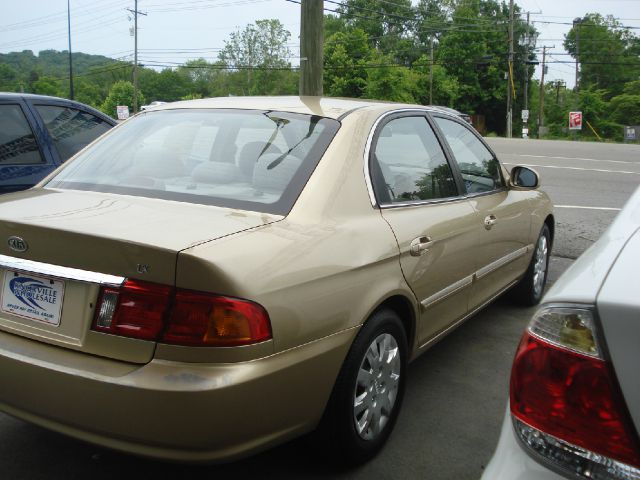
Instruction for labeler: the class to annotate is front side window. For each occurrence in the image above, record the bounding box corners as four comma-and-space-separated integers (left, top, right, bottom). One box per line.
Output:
371, 116, 457, 204
0, 104, 44, 165
34, 105, 112, 162
435, 117, 504, 194
46, 109, 340, 215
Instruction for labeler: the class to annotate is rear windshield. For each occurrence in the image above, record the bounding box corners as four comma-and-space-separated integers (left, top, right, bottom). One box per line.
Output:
46, 109, 340, 215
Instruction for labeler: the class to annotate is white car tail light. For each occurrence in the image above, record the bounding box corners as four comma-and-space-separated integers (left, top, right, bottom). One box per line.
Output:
510, 304, 640, 479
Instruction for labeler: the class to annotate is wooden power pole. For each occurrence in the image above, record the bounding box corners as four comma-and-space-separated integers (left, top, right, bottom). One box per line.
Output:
127, 1, 147, 113
537, 46, 548, 139
67, 0, 74, 100
506, 0, 514, 138
299, 0, 323, 96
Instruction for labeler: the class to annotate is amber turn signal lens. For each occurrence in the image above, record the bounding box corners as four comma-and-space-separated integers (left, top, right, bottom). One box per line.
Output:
163, 289, 272, 347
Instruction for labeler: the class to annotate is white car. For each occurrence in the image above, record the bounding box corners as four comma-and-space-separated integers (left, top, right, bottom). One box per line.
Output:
483, 186, 640, 480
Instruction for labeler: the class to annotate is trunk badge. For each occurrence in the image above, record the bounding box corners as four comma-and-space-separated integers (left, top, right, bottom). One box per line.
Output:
8, 236, 28, 253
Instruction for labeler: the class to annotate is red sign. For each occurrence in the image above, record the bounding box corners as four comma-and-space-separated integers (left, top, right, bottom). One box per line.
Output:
569, 111, 583, 130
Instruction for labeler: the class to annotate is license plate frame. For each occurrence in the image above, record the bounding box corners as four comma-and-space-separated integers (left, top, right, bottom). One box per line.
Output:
0, 270, 65, 326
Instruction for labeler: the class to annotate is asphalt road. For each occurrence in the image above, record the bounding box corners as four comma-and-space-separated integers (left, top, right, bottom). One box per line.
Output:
1, 139, 639, 480
487, 137, 640, 259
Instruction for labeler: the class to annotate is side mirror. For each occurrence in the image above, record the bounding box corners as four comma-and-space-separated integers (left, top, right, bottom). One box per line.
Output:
510, 166, 539, 189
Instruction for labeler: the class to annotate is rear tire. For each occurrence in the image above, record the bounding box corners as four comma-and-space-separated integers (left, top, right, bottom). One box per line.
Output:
318, 308, 408, 466
511, 223, 551, 306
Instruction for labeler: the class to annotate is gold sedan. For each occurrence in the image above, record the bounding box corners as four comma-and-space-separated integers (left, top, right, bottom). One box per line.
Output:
0, 97, 553, 464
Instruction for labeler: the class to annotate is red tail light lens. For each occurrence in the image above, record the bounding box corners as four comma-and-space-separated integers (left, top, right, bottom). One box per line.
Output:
510, 305, 640, 474
163, 290, 271, 347
92, 281, 271, 347
93, 280, 172, 341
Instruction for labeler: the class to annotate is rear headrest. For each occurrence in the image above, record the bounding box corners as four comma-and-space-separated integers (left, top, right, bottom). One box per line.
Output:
131, 146, 186, 178
252, 153, 303, 194
238, 141, 283, 180
191, 161, 240, 184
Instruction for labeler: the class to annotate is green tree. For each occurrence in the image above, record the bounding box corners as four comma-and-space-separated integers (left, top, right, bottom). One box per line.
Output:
74, 78, 104, 107
324, 29, 373, 97
336, 0, 417, 63
100, 80, 145, 117
436, 0, 536, 133
0, 64, 19, 91
413, 56, 460, 106
324, 14, 347, 39
365, 53, 419, 102
565, 14, 640, 98
139, 68, 190, 102
176, 58, 223, 97
32, 76, 62, 96
609, 94, 640, 126
218, 19, 293, 95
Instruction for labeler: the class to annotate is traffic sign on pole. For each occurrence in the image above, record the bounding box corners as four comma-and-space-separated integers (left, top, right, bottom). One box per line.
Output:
569, 111, 583, 130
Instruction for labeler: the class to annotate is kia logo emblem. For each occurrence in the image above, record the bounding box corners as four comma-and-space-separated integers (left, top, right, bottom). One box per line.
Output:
8, 236, 28, 252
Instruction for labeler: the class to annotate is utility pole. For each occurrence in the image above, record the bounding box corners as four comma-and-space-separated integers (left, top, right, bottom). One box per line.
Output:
506, 0, 514, 138
429, 35, 434, 104
573, 18, 581, 97
67, 0, 74, 100
127, 1, 147, 113
537, 46, 549, 139
523, 13, 529, 111
299, 0, 323, 96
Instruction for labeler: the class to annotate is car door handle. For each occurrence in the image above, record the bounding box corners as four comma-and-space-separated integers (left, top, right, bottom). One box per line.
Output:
410, 236, 433, 256
484, 214, 497, 230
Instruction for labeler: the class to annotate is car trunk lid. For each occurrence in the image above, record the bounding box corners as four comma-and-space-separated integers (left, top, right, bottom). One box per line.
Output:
0, 188, 281, 363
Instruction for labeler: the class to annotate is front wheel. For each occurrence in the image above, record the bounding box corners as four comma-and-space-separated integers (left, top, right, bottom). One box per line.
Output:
318, 308, 408, 465
511, 223, 551, 306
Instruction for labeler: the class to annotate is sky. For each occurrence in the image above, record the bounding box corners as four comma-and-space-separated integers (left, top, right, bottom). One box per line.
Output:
1, 0, 639, 89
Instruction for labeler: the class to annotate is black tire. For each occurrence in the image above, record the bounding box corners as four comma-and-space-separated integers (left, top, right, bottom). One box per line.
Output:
510, 223, 551, 306
318, 308, 408, 466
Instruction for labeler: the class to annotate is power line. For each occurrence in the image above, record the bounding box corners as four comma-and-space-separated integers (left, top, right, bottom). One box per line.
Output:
145, 0, 272, 13
0, 0, 128, 31
534, 19, 640, 30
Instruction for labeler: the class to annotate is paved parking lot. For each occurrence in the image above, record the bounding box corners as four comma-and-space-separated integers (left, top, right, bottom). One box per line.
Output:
1, 138, 639, 479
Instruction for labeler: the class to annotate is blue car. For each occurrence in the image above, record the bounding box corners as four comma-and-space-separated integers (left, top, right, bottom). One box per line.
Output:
0, 93, 116, 194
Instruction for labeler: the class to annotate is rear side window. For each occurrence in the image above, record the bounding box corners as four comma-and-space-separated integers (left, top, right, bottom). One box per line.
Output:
371, 116, 457, 204
35, 105, 112, 162
46, 109, 340, 215
435, 117, 503, 194
0, 104, 44, 165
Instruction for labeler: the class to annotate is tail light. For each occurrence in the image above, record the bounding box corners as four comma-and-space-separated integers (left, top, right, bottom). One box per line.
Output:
510, 304, 640, 479
92, 279, 271, 347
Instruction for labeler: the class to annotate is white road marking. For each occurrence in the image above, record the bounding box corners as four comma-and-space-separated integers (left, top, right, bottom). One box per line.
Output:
508, 154, 636, 165
555, 205, 622, 211
502, 162, 640, 175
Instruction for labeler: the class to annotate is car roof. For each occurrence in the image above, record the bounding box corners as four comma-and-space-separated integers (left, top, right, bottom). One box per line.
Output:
149, 96, 449, 120
0, 92, 72, 102
0, 92, 116, 123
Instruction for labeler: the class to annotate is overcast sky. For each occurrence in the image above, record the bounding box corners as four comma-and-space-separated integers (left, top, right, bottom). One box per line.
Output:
1, 0, 638, 89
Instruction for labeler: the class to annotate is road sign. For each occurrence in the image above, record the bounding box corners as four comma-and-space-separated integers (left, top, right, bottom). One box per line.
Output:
521, 109, 529, 121
569, 111, 583, 130
116, 105, 130, 120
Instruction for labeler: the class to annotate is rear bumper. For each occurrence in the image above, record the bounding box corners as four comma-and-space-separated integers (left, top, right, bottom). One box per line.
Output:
0, 328, 356, 463
482, 406, 567, 480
